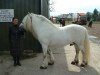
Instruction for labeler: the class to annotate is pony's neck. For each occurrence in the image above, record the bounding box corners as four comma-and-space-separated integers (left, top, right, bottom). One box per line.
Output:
32, 14, 58, 29
30, 14, 59, 35
40, 15, 58, 29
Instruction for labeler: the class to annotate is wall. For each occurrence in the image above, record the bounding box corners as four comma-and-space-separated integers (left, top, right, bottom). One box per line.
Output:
0, 0, 49, 52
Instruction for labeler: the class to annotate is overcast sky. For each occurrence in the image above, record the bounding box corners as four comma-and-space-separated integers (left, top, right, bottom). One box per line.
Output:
50, 0, 100, 16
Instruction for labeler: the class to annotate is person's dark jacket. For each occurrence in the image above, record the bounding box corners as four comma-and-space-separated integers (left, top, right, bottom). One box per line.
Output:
9, 24, 25, 57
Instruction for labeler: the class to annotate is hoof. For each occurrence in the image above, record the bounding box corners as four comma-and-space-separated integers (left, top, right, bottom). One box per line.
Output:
71, 61, 79, 65
70, 42, 75, 46
80, 63, 86, 67
40, 66, 47, 69
85, 63, 88, 65
48, 62, 54, 65
80, 62, 88, 67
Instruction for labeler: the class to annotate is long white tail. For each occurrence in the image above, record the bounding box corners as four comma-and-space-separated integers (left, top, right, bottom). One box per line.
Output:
84, 30, 90, 63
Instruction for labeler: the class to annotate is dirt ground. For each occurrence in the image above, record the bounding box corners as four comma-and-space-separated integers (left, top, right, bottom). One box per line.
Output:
85, 23, 100, 39
0, 42, 100, 75
0, 23, 100, 75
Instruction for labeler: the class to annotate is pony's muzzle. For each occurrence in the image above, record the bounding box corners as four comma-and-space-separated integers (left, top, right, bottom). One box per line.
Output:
19, 23, 23, 27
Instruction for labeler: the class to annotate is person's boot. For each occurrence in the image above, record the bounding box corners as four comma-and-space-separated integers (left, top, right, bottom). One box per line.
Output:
17, 57, 21, 66
13, 57, 17, 66
14, 61, 17, 66
17, 62, 21, 66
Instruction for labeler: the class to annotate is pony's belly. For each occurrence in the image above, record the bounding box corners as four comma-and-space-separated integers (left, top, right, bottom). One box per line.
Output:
49, 43, 67, 48
49, 38, 71, 48
49, 31, 72, 48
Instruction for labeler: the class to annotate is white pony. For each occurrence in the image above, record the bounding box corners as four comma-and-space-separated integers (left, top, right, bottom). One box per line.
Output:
20, 13, 90, 69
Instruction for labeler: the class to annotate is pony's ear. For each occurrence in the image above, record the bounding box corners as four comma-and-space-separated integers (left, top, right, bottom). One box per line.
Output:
28, 12, 31, 17
27, 12, 32, 22
28, 12, 30, 14
28, 12, 33, 16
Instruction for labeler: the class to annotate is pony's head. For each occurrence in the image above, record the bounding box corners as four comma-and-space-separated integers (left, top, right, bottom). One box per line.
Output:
20, 13, 32, 31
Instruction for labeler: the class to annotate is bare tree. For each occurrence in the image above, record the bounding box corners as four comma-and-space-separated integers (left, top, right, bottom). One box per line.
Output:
49, 0, 55, 12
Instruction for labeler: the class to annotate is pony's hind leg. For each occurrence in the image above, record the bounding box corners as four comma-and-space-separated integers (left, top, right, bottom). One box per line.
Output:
81, 50, 88, 67
79, 45, 88, 67
71, 43, 80, 65
47, 49, 54, 65
40, 44, 48, 69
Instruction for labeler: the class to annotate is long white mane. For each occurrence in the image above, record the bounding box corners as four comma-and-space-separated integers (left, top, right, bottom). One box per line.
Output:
29, 13, 59, 28
34, 14, 53, 25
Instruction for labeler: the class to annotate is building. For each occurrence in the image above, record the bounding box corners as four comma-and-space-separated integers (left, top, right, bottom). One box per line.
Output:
0, 0, 49, 52
72, 13, 87, 25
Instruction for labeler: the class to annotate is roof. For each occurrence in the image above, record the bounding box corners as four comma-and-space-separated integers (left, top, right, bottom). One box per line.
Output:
78, 13, 86, 16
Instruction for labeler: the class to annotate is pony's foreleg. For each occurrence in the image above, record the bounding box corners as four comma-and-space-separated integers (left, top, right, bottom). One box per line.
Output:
71, 44, 80, 65
40, 44, 48, 69
47, 49, 54, 65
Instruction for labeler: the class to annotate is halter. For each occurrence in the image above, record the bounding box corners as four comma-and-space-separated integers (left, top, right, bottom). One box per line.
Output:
25, 13, 32, 30
29, 14, 32, 23
28, 12, 32, 23
28, 13, 33, 31
27, 13, 37, 38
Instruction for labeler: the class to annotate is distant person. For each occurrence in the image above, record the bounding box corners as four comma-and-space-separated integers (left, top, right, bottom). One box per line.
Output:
88, 19, 93, 28
62, 18, 65, 26
9, 17, 25, 66
59, 18, 62, 26
49, 17, 53, 23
